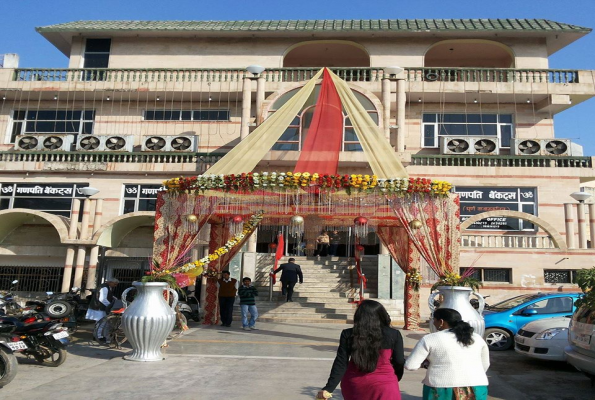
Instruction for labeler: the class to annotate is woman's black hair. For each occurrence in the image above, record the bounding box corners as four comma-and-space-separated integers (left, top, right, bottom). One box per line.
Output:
433, 308, 474, 346
350, 300, 392, 373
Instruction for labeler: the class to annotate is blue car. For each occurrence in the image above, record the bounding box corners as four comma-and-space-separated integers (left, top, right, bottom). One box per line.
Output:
483, 292, 581, 351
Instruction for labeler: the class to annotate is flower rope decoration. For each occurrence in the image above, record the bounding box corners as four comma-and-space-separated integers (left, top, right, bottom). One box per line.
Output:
162, 172, 452, 197
149, 210, 264, 281
405, 268, 423, 292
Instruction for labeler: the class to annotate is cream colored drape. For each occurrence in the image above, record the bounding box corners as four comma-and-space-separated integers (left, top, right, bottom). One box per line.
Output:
329, 70, 408, 179
205, 69, 323, 175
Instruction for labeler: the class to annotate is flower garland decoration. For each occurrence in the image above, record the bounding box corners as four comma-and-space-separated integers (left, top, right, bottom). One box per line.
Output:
148, 210, 264, 283
163, 172, 452, 197
405, 268, 423, 292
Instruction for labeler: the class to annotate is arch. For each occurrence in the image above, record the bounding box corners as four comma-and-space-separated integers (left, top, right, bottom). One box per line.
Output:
92, 211, 155, 247
461, 210, 567, 250
283, 40, 370, 68
425, 39, 515, 68
0, 209, 70, 244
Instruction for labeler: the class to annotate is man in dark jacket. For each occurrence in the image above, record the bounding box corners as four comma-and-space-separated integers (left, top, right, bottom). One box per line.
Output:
273, 258, 303, 302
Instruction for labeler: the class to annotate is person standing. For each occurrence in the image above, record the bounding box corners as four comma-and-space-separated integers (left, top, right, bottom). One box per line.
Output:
217, 270, 238, 327
405, 308, 490, 400
238, 277, 258, 331
317, 300, 405, 400
86, 278, 119, 321
329, 230, 341, 256
317, 231, 330, 257
273, 257, 303, 302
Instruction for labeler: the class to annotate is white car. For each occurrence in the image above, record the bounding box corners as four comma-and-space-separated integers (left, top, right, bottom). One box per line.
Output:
514, 316, 570, 361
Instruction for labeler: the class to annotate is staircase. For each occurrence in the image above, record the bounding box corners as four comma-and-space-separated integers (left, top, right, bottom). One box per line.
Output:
232, 255, 403, 324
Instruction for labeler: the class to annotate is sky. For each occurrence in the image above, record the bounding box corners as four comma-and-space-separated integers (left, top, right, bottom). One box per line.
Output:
2, 0, 595, 154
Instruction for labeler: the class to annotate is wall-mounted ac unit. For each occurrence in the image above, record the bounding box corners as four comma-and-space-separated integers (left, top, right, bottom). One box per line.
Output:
14, 134, 74, 151
76, 134, 134, 152
511, 138, 583, 157
141, 135, 197, 152
440, 136, 500, 156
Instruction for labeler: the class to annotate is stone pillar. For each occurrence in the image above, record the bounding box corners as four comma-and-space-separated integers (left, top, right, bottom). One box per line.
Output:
380, 242, 389, 255
248, 228, 258, 252
85, 199, 103, 291
381, 78, 391, 142
577, 202, 588, 249
256, 77, 265, 125
62, 199, 81, 292
240, 77, 252, 139
73, 198, 92, 288
396, 78, 406, 152
377, 254, 391, 299
589, 203, 595, 249
199, 246, 209, 309
564, 203, 576, 249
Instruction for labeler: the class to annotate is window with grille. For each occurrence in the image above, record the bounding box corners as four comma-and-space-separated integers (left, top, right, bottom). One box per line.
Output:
422, 113, 514, 148
83, 39, 111, 80
10, 110, 95, 143
460, 268, 511, 283
544, 270, 578, 284
122, 184, 164, 214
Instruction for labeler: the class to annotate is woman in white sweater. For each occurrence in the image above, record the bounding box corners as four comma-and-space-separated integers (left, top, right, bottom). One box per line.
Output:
405, 308, 490, 400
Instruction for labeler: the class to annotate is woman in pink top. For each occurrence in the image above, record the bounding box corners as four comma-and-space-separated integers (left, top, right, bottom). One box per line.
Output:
317, 300, 405, 399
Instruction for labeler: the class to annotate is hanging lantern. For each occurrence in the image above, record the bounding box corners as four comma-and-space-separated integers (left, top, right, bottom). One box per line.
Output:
228, 215, 244, 237
186, 214, 198, 223
268, 243, 277, 249
409, 219, 423, 230
355, 244, 365, 253
353, 216, 369, 239
289, 215, 305, 237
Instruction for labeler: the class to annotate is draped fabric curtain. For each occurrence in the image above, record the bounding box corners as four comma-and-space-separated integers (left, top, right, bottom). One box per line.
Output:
294, 68, 344, 175
387, 194, 461, 277
202, 222, 260, 325
376, 226, 421, 330
153, 193, 217, 269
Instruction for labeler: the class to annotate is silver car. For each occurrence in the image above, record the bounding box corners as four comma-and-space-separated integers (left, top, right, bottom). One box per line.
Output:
515, 316, 570, 361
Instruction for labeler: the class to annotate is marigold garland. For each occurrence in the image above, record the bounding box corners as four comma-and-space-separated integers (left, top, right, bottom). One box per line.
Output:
162, 172, 452, 197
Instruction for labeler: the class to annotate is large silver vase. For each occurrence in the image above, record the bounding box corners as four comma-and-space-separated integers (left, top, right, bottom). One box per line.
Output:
429, 286, 485, 337
121, 281, 177, 362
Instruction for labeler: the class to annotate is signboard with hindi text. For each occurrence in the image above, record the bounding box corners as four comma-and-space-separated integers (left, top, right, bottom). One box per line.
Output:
122, 184, 166, 214
454, 187, 537, 231
0, 183, 89, 217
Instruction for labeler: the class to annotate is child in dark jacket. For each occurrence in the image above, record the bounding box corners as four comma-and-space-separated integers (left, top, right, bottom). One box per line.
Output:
238, 277, 258, 330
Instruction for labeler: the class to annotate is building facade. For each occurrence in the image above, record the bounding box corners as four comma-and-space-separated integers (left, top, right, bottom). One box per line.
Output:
0, 19, 594, 314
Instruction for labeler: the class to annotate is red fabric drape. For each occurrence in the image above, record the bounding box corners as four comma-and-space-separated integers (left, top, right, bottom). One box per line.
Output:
294, 68, 344, 175
203, 222, 260, 325
377, 226, 421, 330
271, 233, 284, 285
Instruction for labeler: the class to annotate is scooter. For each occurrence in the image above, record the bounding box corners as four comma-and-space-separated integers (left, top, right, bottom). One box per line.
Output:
178, 288, 200, 322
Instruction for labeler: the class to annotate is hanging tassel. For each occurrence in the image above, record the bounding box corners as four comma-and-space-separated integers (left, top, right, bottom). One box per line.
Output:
354, 216, 369, 239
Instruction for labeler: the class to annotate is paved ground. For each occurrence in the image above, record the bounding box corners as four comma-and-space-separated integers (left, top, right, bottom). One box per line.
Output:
1, 321, 593, 400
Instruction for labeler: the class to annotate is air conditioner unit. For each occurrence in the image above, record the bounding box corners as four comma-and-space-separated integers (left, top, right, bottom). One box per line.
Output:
141, 135, 197, 152
14, 134, 74, 151
511, 138, 583, 157
76, 134, 134, 152
440, 136, 500, 155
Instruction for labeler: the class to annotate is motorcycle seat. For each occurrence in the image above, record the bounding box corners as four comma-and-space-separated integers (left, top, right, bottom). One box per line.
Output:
0, 317, 53, 333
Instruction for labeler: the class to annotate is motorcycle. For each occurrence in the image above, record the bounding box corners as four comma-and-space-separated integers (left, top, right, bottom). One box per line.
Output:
0, 280, 23, 315
0, 322, 27, 387
25, 287, 91, 333
0, 317, 69, 367
178, 287, 200, 322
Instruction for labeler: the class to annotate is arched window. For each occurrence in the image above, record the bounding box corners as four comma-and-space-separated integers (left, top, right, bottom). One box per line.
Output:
269, 86, 378, 152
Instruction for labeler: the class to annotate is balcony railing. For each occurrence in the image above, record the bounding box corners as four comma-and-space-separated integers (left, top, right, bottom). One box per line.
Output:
410, 154, 592, 168
11, 67, 581, 84
462, 234, 556, 249
0, 151, 224, 166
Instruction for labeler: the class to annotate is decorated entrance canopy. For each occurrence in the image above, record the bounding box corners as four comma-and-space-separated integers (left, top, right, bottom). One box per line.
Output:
151, 68, 462, 329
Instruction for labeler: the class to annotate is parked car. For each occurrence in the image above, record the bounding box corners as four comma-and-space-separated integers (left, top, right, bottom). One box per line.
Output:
565, 305, 595, 384
483, 292, 580, 351
514, 316, 570, 361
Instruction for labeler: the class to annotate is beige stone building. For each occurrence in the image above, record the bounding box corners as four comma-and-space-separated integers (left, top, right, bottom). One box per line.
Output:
0, 19, 594, 320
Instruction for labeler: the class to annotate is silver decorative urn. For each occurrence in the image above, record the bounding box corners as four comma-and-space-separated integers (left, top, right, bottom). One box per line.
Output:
428, 286, 485, 337
121, 281, 177, 362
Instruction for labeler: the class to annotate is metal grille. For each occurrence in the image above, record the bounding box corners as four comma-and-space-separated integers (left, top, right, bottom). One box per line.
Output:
99, 257, 150, 297
517, 329, 535, 338
460, 268, 481, 280
544, 270, 574, 284
0, 265, 63, 292
483, 269, 511, 282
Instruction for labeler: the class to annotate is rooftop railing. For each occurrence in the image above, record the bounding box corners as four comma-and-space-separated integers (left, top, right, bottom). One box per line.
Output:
410, 154, 592, 168
11, 67, 580, 84
462, 234, 556, 249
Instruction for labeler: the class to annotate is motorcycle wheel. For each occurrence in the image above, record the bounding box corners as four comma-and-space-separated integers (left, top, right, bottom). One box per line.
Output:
0, 348, 18, 387
34, 346, 67, 367
45, 301, 73, 318
182, 311, 195, 323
